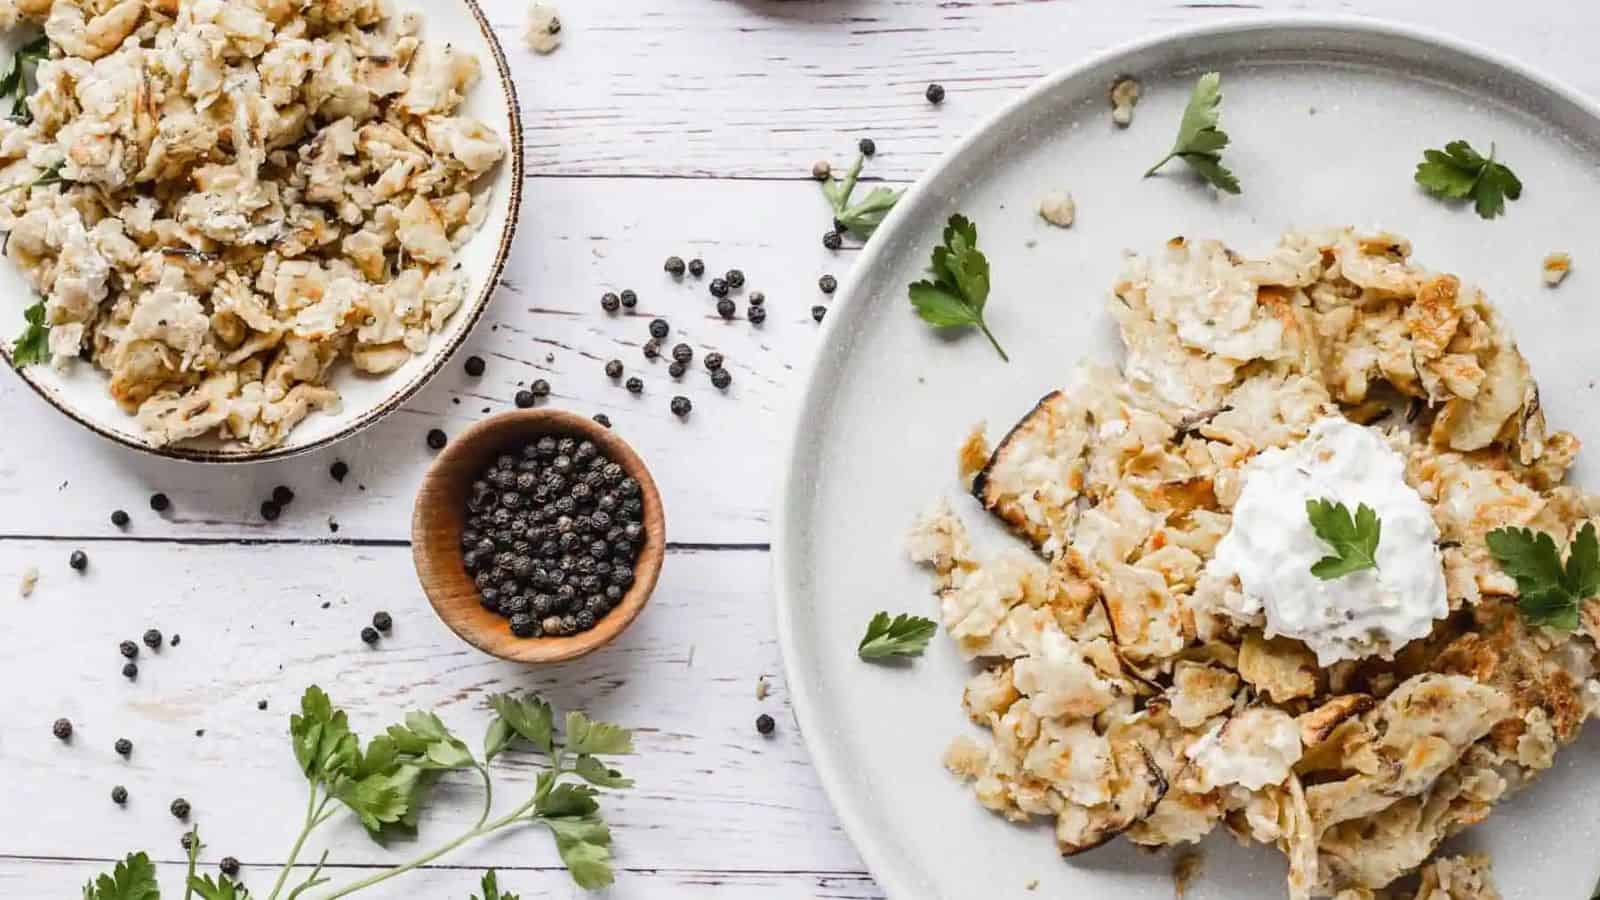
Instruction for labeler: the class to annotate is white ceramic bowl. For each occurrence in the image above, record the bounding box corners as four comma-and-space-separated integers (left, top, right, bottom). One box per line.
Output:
0, 0, 523, 463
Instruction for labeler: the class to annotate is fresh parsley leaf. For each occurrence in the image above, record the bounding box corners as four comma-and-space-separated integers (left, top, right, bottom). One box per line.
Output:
1415, 140, 1522, 219
0, 35, 48, 124
572, 753, 634, 788
488, 693, 555, 755
818, 153, 904, 240
82, 852, 160, 900
483, 716, 514, 762
386, 711, 476, 770
187, 874, 252, 900
1144, 72, 1240, 194
536, 781, 601, 818
857, 611, 937, 660
1486, 523, 1599, 630
333, 766, 417, 835
11, 299, 48, 366
908, 214, 1008, 361
563, 711, 633, 756
290, 685, 358, 785
542, 814, 615, 890
472, 870, 519, 900
1306, 498, 1382, 579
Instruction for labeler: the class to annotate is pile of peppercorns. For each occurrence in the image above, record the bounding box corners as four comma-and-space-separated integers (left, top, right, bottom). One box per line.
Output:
461, 435, 645, 639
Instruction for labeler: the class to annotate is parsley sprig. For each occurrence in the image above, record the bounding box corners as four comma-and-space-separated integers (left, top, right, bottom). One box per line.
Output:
9, 299, 48, 366
81, 850, 160, 900
819, 152, 903, 240
908, 213, 1008, 361
0, 35, 48, 124
1486, 523, 1599, 631
1144, 72, 1240, 194
1306, 498, 1381, 580
1414, 140, 1523, 219
471, 871, 520, 900
858, 611, 938, 660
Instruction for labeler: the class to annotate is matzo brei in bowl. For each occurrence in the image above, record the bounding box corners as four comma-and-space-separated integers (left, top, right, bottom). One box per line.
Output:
0, 0, 513, 455
913, 229, 1600, 899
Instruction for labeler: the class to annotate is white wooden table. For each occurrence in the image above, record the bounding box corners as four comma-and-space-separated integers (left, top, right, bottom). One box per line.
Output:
2, 1, 1594, 897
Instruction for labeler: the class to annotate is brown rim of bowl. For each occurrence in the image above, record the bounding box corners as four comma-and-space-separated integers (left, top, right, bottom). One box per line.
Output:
412, 410, 666, 663
0, 0, 524, 464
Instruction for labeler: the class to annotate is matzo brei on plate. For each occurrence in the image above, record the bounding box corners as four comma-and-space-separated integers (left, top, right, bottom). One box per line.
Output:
915, 229, 1600, 899
0, 0, 506, 449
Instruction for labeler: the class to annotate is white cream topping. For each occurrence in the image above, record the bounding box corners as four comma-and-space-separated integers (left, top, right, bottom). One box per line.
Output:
1207, 417, 1448, 665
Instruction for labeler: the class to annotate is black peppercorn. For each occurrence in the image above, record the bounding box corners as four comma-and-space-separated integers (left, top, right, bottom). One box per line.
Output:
465, 356, 486, 377
858, 137, 876, 157
747, 305, 766, 325
688, 258, 704, 277
605, 359, 623, 378
373, 611, 393, 632
626, 376, 643, 394
180, 833, 195, 851
258, 699, 269, 710
711, 369, 732, 390
515, 390, 535, 408
726, 269, 745, 289
668, 360, 686, 378
111, 785, 128, 805
619, 289, 638, 309
648, 318, 670, 340
122, 662, 138, 680
812, 305, 827, 323
70, 550, 88, 571
53, 718, 72, 740
600, 291, 620, 312
703, 352, 724, 371
170, 797, 191, 820
143, 629, 162, 650
120, 640, 139, 659
593, 413, 611, 428
671, 342, 693, 364
819, 274, 838, 294
427, 429, 448, 450
150, 493, 170, 512
642, 340, 660, 361
220, 857, 241, 878
716, 298, 736, 319
748, 291, 766, 307
527, 379, 549, 398
330, 461, 349, 482
273, 485, 295, 506
756, 713, 776, 735
925, 82, 945, 104
360, 626, 380, 645
823, 230, 842, 250
111, 509, 130, 527
708, 277, 728, 298
664, 255, 686, 276
115, 738, 132, 756
260, 500, 281, 521
510, 612, 537, 637
171, 634, 180, 646
670, 396, 692, 417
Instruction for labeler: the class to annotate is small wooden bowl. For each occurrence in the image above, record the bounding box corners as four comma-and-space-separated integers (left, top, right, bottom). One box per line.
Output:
412, 410, 665, 663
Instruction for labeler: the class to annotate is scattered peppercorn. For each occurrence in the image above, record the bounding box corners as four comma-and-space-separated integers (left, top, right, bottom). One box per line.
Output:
149, 493, 170, 512
747, 305, 767, 325
115, 738, 132, 756
811, 160, 831, 181
823, 230, 842, 251
505, 389, 531, 410
725, 269, 745, 289
220, 857, 241, 878
664, 256, 686, 277
687, 258, 705, 277
120, 640, 139, 659
53, 718, 72, 740
110, 509, 130, 528
531, 379, 551, 398
756, 713, 776, 735
812, 305, 827, 323
593, 413, 611, 428
373, 611, 393, 632
748, 291, 765, 307
360, 626, 380, 646
626, 376, 644, 394
330, 461, 349, 482
123, 662, 138, 680
925, 83, 945, 104
711, 369, 732, 390
605, 359, 624, 379
670, 343, 693, 364
180, 833, 195, 851
273, 485, 295, 506
143, 629, 162, 650
111, 785, 128, 805
260, 501, 281, 522
642, 340, 660, 361
171, 634, 180, 647
465, 356, 486, 377
649, 318, 669, 339
703, 352, 724, 372
70, 550, 88, 571
668, 360, 686, 379
670, 396, 692, 417
716, 298, 736, 319
858, 137, 876, 157
427, 429, 448, 450
257, 699, 269, 711
708, 277, 728, 298
170, 798, 191, 820
619, 289, 638, 309
600, 291, 620, 312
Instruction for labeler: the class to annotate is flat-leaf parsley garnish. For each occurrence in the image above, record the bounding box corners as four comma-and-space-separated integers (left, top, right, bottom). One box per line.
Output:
1306, 498, 1381, 580
819, 152, 903, 240
908, 214, 1008, 361
10, 299, 48, 366
1485, 523, 1599, 631
1414, 140, 1522, 219
858, 611, 937, 660
1144, 72, 1240, 194
0, 35, 48, 124
81, 851, 160, 900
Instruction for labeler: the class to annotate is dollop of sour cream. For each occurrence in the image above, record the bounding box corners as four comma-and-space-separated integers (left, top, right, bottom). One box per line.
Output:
1207, 417, 1447, 665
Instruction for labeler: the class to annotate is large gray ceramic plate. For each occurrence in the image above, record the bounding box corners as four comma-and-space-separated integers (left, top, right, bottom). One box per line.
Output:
775, 17, 1600, 900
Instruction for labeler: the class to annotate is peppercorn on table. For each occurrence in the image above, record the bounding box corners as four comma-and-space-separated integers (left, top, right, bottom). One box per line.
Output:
2, 1, 1598, 897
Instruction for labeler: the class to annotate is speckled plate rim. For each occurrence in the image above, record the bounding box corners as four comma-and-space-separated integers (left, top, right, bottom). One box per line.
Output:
773, 15, 1600, 899
0, 0, 524, 464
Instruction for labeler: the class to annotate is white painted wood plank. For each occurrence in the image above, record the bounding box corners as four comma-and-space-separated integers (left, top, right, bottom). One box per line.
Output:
0, 858, 885, 900
0, 542, 864, 875
485, 0, 1599, 178
0, 177, 856, 544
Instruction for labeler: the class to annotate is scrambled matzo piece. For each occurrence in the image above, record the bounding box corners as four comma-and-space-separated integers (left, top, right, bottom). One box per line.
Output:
0, 0, 506, 449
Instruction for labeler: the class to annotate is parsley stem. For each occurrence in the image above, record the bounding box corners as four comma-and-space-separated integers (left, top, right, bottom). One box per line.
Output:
267, 788, 331, 900
835, 153, 864, 212
978, 320, 1009, 363
320, 795, 539, 899
1143, 153, 1175, 178
181, 828, 200, 900
474, 763, 494, 830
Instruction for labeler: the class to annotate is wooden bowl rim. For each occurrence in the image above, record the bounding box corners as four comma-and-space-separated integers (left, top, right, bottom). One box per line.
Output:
411, 409, 666, 663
